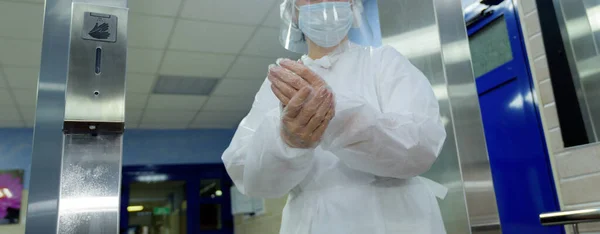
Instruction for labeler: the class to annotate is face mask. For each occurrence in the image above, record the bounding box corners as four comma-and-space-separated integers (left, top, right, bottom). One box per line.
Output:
298, 2, 354, 48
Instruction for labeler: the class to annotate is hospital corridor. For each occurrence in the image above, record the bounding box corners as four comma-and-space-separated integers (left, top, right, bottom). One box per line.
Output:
1, 0, 600, 233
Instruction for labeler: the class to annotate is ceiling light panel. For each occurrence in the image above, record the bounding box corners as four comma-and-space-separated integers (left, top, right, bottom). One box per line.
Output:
153, 76, 218, 96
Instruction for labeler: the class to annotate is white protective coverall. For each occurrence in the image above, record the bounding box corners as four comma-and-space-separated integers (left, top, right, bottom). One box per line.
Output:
222, 40, 448, 234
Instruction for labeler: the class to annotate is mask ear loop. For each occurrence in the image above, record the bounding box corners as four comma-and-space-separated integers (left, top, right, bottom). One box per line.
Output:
351, 0, 362, 28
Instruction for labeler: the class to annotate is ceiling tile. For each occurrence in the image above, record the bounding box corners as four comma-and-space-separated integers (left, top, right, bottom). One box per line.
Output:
24, 121, 34, 128
126, 93, 148, 109
0, 105, 22, 121
20, 106, 35, 125
180, 0, 277, 25
242, 27, 300, 58
127, 73, 156, 93
0, 39, 42, 66
138, 122, 188, 129
202, 96, 254, 112
169, 20, 255, 54
160, 51, 236, 77
0, 88, 15, 105
0, 2, 44, 39
3, 67, 39, 89
190, 111, 246, 126
262, 3, 281, 28
0, 73, 7, 88
17, 0, 44, 3
125, 122, 139, 129
125, 109, 143, 124
129, 0, 182, 17
12, 89, 36, 107
225, 56, 274, 79
128, 14, 175, 49
0, 120, 25, 128
127, 48, 163, 73
146, 94, 208, 110
141, 110, 197, 123
153, 76, 218, 95
212, 79, 263, 97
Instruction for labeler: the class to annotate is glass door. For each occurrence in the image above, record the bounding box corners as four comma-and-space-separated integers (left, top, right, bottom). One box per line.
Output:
120, 165, 233, 234
197, 179, 227, 233
126, 181, 187, 234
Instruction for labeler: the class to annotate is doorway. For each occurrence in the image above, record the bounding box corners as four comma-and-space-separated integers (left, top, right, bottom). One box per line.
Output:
120, 164, 233, 234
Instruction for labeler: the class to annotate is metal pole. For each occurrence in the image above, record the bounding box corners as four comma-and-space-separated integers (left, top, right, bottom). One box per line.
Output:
432, 0, 501, 232
26, 1, 128, 233
572, 224, 580, 234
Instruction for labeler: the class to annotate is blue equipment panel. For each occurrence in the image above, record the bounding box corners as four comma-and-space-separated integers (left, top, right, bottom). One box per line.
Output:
467, 1, 564, 233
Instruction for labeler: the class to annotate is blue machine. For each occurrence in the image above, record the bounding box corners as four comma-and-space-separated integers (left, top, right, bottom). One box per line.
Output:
466, 1, 564, 233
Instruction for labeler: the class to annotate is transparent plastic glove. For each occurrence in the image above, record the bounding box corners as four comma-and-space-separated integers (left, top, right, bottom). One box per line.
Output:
281, 86, 335, 149
268, 58, 330, 106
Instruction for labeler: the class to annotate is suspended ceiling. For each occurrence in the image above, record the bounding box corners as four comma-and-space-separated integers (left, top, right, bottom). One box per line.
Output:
0, 0, 299, 129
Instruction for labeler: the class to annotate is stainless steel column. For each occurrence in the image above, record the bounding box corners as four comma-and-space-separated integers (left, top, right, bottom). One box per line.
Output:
378, 0, 500, 233
25, 1, 128, 233
433, 0, 500, 232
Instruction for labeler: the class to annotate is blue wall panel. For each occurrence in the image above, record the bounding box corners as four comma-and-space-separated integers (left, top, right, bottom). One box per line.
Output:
0, 128, 235, 188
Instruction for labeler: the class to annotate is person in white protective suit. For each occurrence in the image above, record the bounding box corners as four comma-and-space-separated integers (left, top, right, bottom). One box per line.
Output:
222, 0, 448, 233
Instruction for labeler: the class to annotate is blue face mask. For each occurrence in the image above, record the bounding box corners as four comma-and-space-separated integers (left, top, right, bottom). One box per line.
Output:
298, 2, 354, 48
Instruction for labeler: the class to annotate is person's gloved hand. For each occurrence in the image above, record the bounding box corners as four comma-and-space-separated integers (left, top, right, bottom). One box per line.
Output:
280, 86, 335, 149
268, 58, 330, 106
